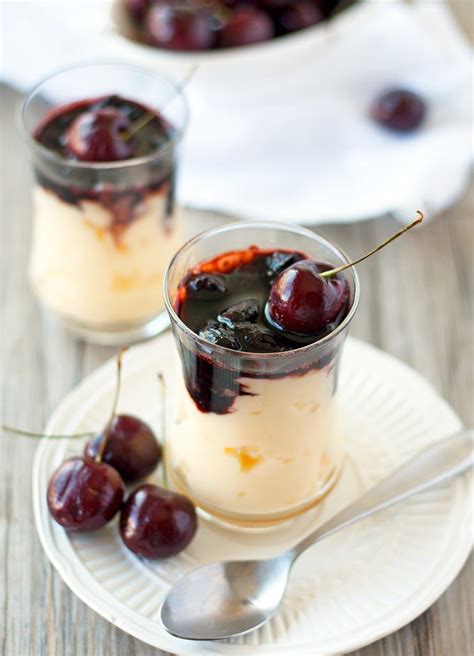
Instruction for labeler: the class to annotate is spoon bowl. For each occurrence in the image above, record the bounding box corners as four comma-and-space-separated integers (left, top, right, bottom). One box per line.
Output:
161, 555, 292, 640
161, 430, 473, 641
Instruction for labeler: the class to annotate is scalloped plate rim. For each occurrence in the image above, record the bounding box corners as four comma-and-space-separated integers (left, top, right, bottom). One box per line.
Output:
32, 336, 473, 655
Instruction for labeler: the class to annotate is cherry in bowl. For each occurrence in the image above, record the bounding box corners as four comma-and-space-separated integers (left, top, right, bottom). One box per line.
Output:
145, 3, 215, 51
126, 0, 150, 21
274, 1, 324, 34
217, 7, 274, 48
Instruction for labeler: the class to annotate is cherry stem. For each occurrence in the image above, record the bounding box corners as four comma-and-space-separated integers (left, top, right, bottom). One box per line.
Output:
320, 211, 424, 279
1, 424, 94, 440
96, 347, 128, 463
121, 65, 198, 142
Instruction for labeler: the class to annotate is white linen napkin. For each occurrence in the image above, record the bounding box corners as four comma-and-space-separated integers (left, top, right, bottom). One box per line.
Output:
2, 0, 472, 224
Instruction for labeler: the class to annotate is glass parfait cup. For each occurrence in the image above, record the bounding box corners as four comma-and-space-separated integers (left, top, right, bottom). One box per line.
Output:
21, 63, 188, 345
164, 221, 360, 528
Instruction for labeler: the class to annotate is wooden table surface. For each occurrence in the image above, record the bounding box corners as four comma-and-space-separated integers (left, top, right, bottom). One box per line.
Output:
1, 34, 473, 655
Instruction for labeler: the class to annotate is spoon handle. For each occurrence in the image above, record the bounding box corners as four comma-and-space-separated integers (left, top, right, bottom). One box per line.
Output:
292, 430, 473, 559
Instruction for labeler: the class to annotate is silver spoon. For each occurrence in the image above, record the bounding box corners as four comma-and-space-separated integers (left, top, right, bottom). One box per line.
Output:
161, 429, 473, 640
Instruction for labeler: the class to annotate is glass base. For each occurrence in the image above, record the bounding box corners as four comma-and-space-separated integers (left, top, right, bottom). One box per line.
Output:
168, 460, 342, 530
52, 311, 171, 346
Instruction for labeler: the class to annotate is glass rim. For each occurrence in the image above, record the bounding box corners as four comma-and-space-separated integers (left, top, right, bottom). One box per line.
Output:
20, 61, 189, 171
163, 220, 361, 360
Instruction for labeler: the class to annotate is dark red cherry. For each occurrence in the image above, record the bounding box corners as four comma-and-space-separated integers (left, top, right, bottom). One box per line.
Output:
217, 7, 274, 48
125, 0, 150, 22
84, 414, 161, 482
315, 0, 340, 17
120, 484, 197, 558
47, 457, 125, 531
274, 1, 323, 33
65, 108, 135, 162
267, 260, 348, 335
145, 4, 215, 50
370, 89, 426, 133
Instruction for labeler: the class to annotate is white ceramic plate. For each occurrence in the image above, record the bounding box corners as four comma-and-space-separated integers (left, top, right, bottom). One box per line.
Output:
33, 335, 472, 655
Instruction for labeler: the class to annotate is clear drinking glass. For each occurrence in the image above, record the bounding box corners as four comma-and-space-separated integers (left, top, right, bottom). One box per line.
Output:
22, 63, 188, 344
164, 221, 360, 527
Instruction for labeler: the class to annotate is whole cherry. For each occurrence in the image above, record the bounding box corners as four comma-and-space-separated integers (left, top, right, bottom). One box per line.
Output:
267, 260, 348, 334
2, 350, 164, 533
84, 415, 161, 482
84, 348, 162, 482
217, 7, 274, 48
65, 108, 135, 162
274, 1, 324, 34
145, 3, 215, 51
316, 0, 340, 17
266, 212, 424, 336
120, 484, 198, 558
125, 0, 150, 22
47, 456, 125, 531
370, 89, 426, 133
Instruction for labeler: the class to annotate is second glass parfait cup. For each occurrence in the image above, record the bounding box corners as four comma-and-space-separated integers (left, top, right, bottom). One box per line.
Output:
22, 63, 188, 344
164, 221, 360, 528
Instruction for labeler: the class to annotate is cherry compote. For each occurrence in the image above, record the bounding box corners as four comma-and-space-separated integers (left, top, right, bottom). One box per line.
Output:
176, 247, 350, 352
35, 94, 172, 163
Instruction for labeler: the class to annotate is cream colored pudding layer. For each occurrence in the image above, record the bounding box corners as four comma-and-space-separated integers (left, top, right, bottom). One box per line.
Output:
168, 366, 339, 517
30, 186, 182, 326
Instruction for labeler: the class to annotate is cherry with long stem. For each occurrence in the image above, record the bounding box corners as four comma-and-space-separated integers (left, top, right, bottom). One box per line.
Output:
266, 210, 424, 336
96, 347, 128, 463
83, 352, 162, 482
320, 211, 424, 279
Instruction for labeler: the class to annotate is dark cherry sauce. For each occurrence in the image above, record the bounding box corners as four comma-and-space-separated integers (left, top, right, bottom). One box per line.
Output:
34, 94, 176, 235
34, 170, 176, 242
173, 247, 350, 414
34, 94, 172, 160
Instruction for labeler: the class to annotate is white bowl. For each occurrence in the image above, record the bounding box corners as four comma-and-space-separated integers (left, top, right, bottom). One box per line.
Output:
106, 0, 388, 74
